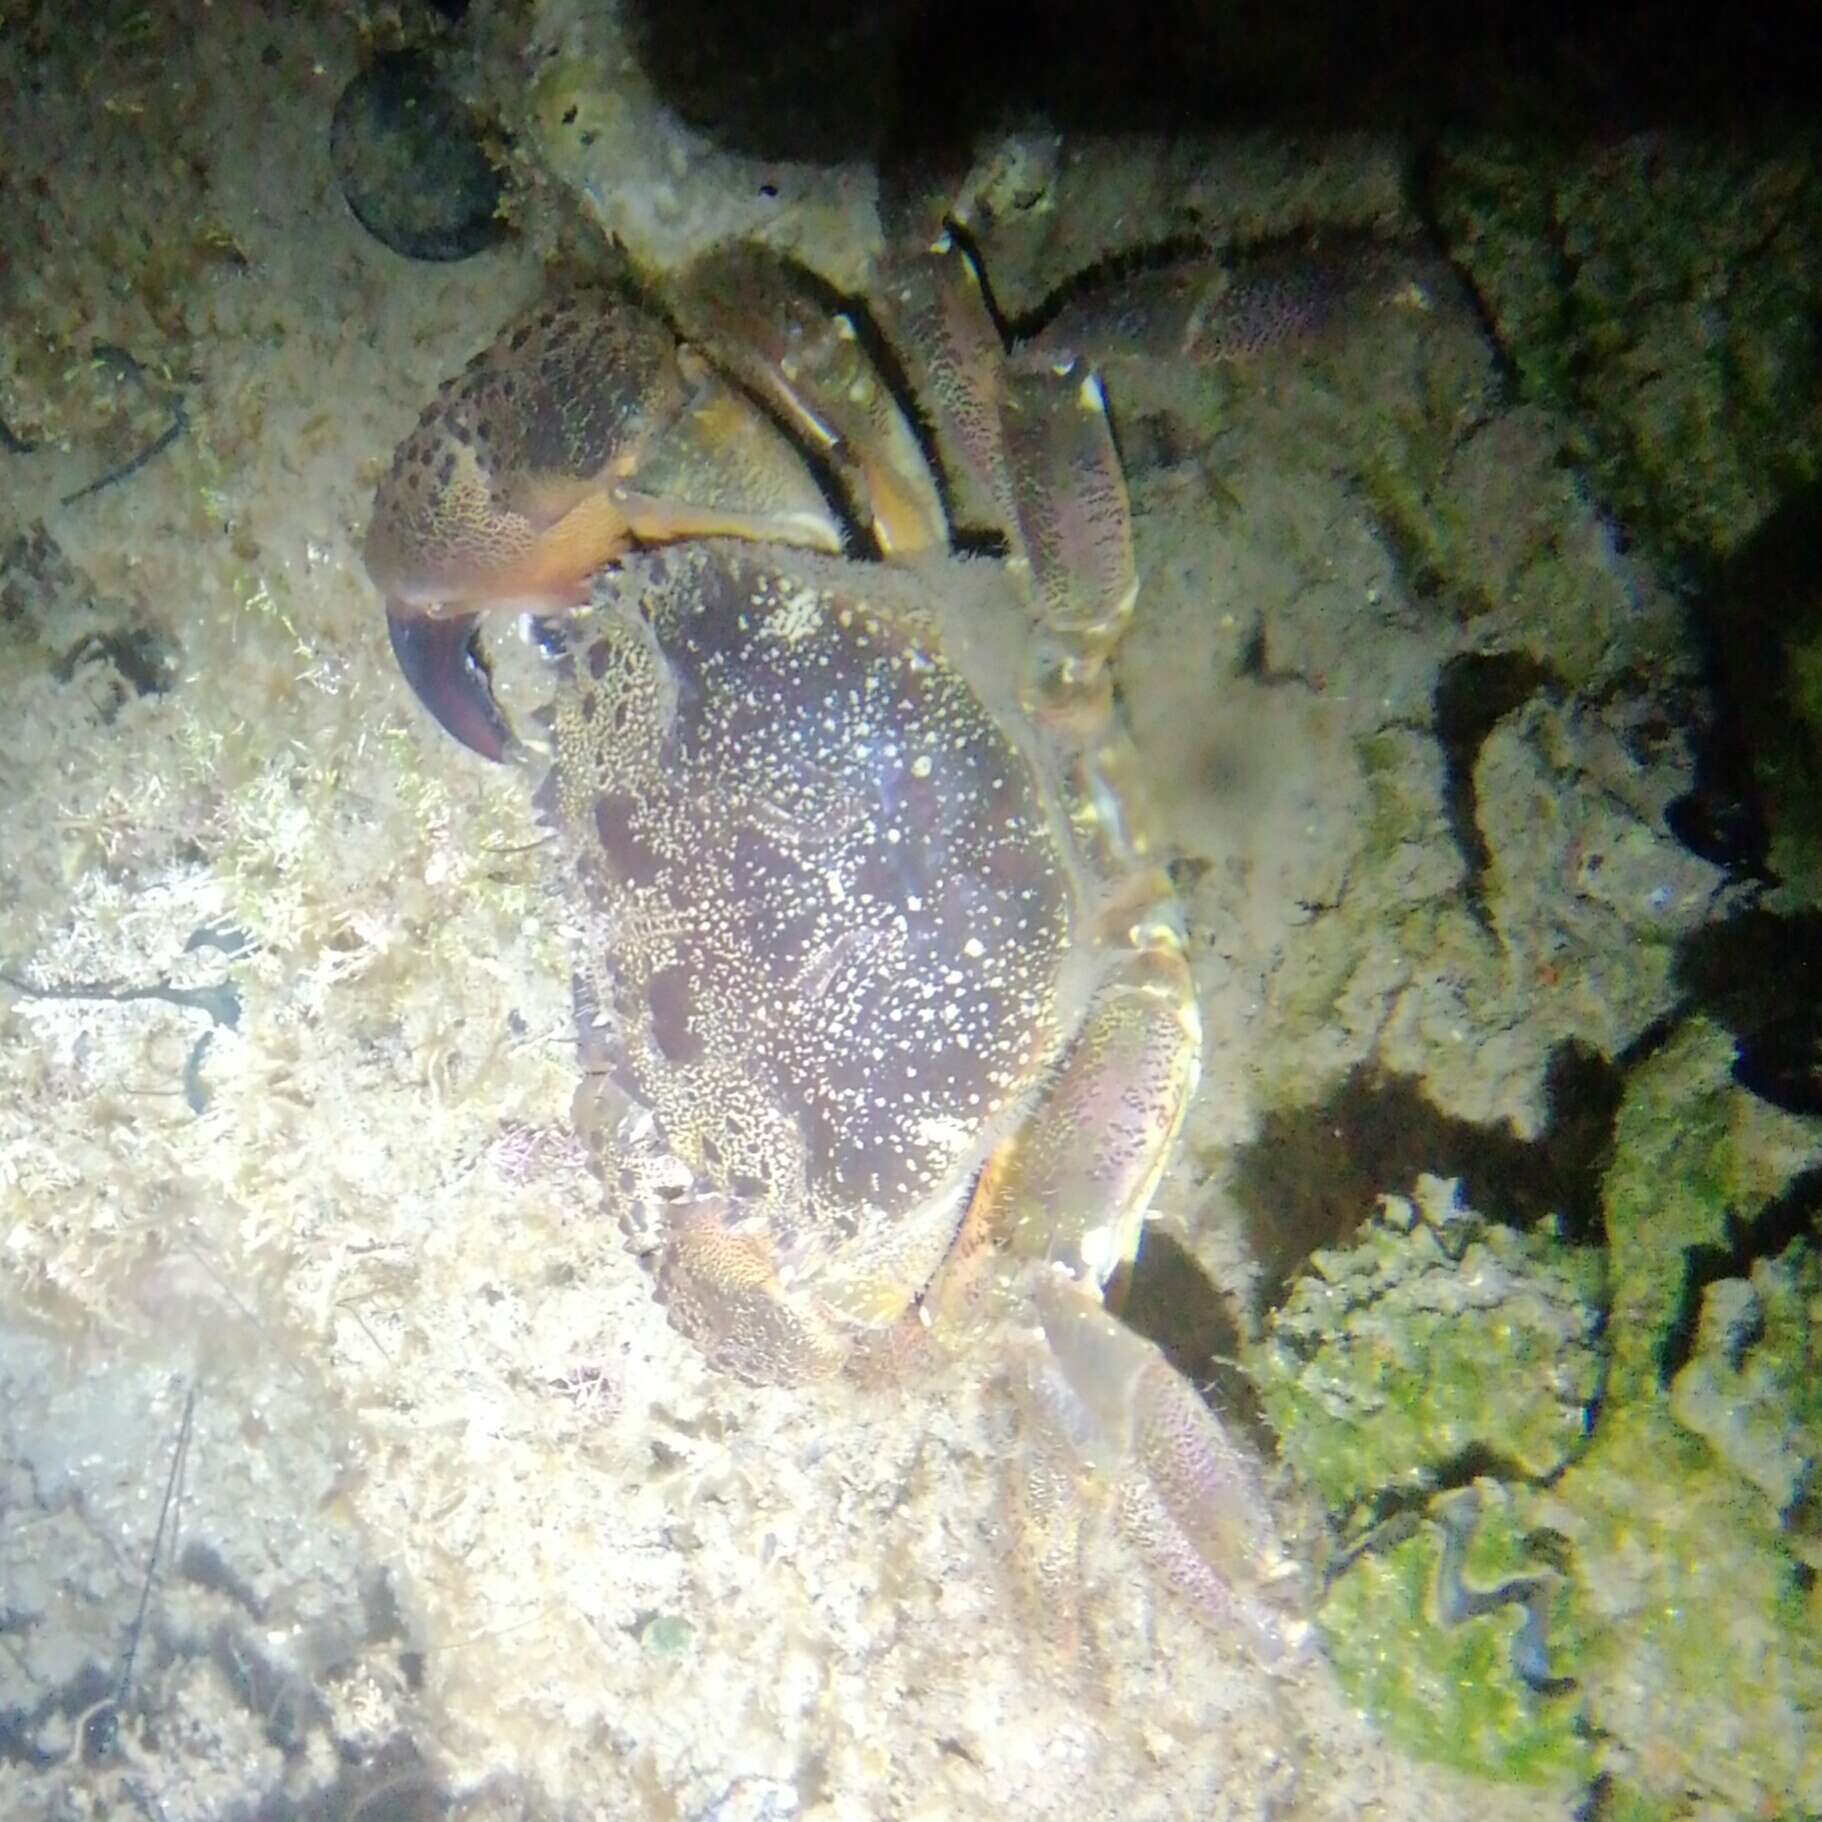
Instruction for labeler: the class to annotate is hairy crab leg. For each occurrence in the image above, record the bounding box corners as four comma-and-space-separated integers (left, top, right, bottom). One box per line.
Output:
872, 233, 1021, 537
1024, 1279, 1308, 1661
672, 244, 947, 557
864, 214, 1310, 1655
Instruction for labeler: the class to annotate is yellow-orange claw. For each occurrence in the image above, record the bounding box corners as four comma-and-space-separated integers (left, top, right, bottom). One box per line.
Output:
1034, 1275, 1307, 1663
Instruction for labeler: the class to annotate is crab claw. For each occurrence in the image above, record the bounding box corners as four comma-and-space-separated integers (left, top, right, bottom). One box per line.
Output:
385, 602, 513, 763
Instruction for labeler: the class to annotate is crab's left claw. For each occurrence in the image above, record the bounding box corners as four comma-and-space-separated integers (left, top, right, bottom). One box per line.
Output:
385, 603, 513, 763
367, 286, 849, 760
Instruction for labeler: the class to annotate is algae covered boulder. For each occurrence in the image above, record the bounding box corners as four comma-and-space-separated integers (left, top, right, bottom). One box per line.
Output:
1254, 1022, 1822, 1813
1258, 1174, 1601, 1514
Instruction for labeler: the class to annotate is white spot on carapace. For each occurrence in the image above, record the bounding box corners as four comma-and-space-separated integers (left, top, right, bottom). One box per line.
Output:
762, 584, 828, 645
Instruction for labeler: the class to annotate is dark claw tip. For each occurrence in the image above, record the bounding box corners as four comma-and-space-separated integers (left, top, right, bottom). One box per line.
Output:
385, 603, 513, 762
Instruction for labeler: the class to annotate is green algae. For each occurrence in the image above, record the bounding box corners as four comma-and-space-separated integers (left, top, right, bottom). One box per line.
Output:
1432, 134, 1822, 902
1670, 1239, 1822, 1553
1434, 136, 1822, 585
1256, 1019, 1822, 1810
1258, 1177, 1601, 1515
1317, 1483, 1591, 1788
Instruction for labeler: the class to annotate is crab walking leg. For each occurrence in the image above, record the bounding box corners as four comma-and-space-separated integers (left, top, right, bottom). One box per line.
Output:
879, 224, 1306, 1652
939, 910, 1199, 1304
999, 358, 1138, 663
672, 244, 948, 558
915, 245, 1197, 1299
872, 233, 1021, 536
654, 1201, 850, 1385
961, 887, 1298, 1658
1028, 1279, 1307, 1661
999, 1348, 1092, 1658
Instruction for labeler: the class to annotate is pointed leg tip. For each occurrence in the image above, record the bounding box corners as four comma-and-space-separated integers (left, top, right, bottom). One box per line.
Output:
1028, 1272, 1306, 1660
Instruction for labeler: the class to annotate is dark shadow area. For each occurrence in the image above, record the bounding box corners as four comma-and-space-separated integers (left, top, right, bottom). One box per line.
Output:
1668, 482, 1822, 883
52, 625, 178, 721
1230, 1044, 1622, 1311
1431, 651, 1559, 922
622, 0, 1822, 163
1677, 907, 1822, 1119
1656, 1163, 1822, 1389
0, 1658, 111, 1771
263, 1733, 450, 1822
1118, 1227, 1271, 1454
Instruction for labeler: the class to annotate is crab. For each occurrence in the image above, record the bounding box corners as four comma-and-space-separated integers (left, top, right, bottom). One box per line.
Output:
362, 219, 1302, 1660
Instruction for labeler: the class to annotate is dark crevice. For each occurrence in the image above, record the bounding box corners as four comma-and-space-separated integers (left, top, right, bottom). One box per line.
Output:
1356, 500, 1450, 606
1426, 1442, 1543, 1498
1670, 482, 1822, 878
1580, 1774, 1615, 1822
362, 1571, 428, 1696
1117, 1228, 1270, 1456
1232, 1047, 1621, 1312
253, 1732, 449, 1822
209, 1623, 326, 1759
1735, 1013, 1822, 1121
1666, 769, 1773, 882
1676, 907, 1822, 1117
2, 524, 102, 629
53, 626, 178, 702
1431, 650, 1559, 923
0, 1661, 112, 1770
1237, 618, 1321, 692
179, 1541, 265, 1620
1610, 1009, 1680, 1077
1408, 139, 1521, 400
1656, 1164, 1821, 1390
0, 966, 241, 1033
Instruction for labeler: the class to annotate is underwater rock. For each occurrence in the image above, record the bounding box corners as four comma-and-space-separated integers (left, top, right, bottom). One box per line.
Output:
1669, 1240, 1821, 1547
1433, 134, 1822, 584
330, 53, 505, 263
1250, 1179, 1601, 1790
1256, 1026, 1822, 1809
1256, 1173, 1602, 1515
1546, 1019, 1822, 1815
515, 0, 882, 287
1316, 1480, 1590, 1790
1289, 1021, 1822, 1811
